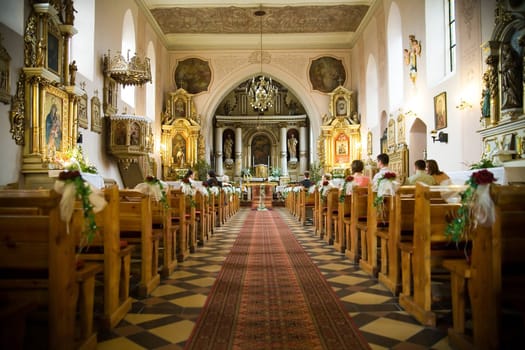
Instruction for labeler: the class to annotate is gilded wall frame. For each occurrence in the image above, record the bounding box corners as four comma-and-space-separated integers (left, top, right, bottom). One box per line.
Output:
91, 96, 102, 133
42, 85, 70, 161
433, 91, 447, 130
0, 34, 10, 104
78, 93, 88, 129
329, 86, 354, 120
103, 75, 118, 115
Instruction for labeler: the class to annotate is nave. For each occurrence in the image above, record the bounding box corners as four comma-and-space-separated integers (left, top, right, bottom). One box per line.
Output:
96, 207, 451, 350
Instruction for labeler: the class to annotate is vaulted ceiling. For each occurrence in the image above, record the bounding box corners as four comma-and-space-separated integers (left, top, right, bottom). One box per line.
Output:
137, 0, 377, 50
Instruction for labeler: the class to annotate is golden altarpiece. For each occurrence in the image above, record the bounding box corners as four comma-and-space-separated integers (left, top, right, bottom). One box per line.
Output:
160, 88, 204, 180
317, 86, 361, 175
9, 1, 83, 188
478, 3, 525, 165
387, 113, 409, 184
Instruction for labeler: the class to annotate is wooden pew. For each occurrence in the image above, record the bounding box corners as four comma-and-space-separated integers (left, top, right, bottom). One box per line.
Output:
170, 188, 190, 262
377, 186, 415, 295
335, 189, 351, 252
150, 189, 177, 278
346, 185, 368, 263
398, 182, 466, 327
323, 188, 339, 245
377, 185, 457, 295
195, 189, 209, 246
443, 184, 525, 350
299, 187, 315, 225
0, 189, 101, 350
73, 185, 134, 329
118, 190, 161, 297
360, 183, 393, 276
207, 189, 216, 236
314, 186, 322, 237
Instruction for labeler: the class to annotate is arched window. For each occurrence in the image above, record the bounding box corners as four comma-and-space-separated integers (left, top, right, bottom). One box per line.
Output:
71, 0, 95, 80
426, 0, 456, 85
387, 2, 403, 111
146, 41, 156, 121
365, 54, 379, 129
121, 9, 135, 108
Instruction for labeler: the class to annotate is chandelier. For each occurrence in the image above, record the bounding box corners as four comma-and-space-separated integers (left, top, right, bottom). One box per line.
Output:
247, 9, 278, 112
103, 50, 152, 87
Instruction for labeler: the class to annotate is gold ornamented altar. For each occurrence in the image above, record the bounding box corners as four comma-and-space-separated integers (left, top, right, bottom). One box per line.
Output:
160, 88, 205, 180
317, 86, 361, 174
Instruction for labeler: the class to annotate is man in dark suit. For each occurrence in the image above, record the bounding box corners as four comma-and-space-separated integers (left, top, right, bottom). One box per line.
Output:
299, 171, 314, 188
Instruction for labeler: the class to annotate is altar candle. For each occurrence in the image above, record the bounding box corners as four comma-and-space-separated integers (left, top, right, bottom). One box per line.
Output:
267, 156, 270, 167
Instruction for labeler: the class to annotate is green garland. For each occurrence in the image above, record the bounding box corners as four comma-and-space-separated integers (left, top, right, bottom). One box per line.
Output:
59, 170, 97, 244
145, 176, 169, 209
339, 175, 354, 203
445, 169, 497, 243
373, 172, 396, 207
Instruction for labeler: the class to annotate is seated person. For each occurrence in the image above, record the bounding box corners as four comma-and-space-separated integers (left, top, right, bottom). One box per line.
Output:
206, 170, 222, 187
350, 159, 370, 187
406, 159, 436, 185
372, 153, 395, 191
299, 171, 314, 188
426, 159, 451, 185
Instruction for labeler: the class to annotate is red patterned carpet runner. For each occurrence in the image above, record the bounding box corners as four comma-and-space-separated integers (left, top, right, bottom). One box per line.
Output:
185, 209, 370, 350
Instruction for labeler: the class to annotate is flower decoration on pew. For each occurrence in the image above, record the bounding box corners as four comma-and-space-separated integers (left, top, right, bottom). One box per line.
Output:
181, 177, 197, 207
373, 172, 397, 207
54, 170, 107, 245
445, 169, 497, 244
135, 176, 168, 209
320, 179, 335, 202
339, 175, 354, 203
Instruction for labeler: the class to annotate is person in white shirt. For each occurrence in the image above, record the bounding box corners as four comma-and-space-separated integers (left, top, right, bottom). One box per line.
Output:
372, 153, 395, 191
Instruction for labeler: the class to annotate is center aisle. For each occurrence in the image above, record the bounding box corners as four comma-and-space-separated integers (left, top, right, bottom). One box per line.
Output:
184, 208, 370, 350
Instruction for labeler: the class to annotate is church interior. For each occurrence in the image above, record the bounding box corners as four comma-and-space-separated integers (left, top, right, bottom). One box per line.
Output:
1, 0, 525, 349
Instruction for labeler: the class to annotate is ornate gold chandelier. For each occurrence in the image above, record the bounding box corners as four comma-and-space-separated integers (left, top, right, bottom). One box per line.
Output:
103, 50, 152, 87
247, 9, 278, 112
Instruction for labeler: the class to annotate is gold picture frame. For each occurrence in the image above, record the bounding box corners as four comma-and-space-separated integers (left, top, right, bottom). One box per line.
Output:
78, 93, 88, 129
0, 34, 11, 104
329, 85, 354, 120
91, 96, 102, 133
42, 85, 70, 161
434, 91, 447, 130
103, 75, 118, 115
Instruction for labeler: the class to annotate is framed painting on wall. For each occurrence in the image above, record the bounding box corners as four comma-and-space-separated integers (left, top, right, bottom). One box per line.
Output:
91, 96, 102, 133
78, 93, 88, 129
434, 91, 447, 130
42, 85, 69, 160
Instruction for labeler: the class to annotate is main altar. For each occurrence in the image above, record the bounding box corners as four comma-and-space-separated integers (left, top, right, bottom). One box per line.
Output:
244, 182, 278, 210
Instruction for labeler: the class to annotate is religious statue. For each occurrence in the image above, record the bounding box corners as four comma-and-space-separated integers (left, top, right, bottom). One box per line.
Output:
36, 39, 45, 67
404, 35, 422, 84
500, 43, 522, 109
224, 134, 233, 160
480, 70, 490, 121
288, 133, 298, 159
69, 60, 77, 85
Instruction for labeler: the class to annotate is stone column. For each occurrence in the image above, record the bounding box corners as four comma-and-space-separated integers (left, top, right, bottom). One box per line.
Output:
299, 124, 307, 174
280, 125, 288, 176
235, 125, 242, 177
215, 126, 224, 176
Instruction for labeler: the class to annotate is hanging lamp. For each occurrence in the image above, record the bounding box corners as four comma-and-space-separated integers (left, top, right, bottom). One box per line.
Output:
247, 8, 278, 112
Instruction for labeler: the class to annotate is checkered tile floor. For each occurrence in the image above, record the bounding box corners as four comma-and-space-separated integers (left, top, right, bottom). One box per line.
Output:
96, 207, 453, 350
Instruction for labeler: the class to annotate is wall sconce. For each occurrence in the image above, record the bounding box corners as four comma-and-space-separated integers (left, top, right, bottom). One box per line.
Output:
456, 99, 473, 110
430, 130, 448, 143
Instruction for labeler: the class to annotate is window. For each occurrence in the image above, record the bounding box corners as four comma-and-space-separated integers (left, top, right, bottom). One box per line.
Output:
446, 0, 457, 73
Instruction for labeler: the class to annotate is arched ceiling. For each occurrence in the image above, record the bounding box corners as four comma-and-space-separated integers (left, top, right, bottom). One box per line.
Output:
137, 0, 377, 50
